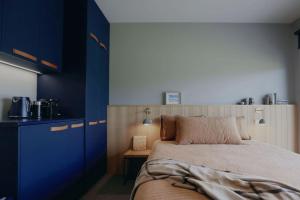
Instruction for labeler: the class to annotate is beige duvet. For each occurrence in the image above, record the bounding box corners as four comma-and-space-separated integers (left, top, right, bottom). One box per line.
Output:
134, 140, 300, 200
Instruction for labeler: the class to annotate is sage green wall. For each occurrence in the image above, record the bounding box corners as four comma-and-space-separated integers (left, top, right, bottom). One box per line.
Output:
110, 23, 295, 105
293, 19, 300, 101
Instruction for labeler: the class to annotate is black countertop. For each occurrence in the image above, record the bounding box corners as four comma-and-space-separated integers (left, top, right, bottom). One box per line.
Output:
0, 118, 84, 127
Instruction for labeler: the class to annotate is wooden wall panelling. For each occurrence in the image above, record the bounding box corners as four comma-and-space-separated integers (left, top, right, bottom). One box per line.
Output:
282, 106, 288, 148
293, 105, 298, 152
287, 105, 298, 152
275, 106, 282, 147
107, 105, 298, 175
264, 106, 272, 144
287, 106, 292, 151
269, 105, 276, 146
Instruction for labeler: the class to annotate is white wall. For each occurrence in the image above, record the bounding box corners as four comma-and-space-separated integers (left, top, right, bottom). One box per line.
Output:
0, 63, 37, 120
110, 23, 295, 105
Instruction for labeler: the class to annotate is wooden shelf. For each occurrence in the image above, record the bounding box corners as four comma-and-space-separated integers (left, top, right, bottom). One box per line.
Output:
123, 149, 151, 158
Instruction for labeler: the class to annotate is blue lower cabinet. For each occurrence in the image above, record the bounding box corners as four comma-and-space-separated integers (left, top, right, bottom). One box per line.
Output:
0, 119, 85, 200
85, 121, 107, 173
99, 124, 107, 158
19, 120, 84, 200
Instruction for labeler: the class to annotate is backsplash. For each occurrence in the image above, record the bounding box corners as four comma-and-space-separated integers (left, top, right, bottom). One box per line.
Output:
0, 63, 37, 120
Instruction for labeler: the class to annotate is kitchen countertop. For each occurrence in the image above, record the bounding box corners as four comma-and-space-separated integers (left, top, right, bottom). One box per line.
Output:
0, 118, 84, 127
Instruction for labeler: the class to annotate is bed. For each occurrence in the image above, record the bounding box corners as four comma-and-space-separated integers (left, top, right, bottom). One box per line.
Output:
134, 140, 300, 200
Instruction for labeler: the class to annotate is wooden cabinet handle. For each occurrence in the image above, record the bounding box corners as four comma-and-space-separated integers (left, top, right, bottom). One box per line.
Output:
88, 121, 98, 126
41, 60, 58, 69
90, 33, 99, 43
99, 42, 107, 50
99, 120, 107, 124
90, 33, 107, 50
13, 48, 37, 62
50, 125, 68, 132
71, 123, 84, 128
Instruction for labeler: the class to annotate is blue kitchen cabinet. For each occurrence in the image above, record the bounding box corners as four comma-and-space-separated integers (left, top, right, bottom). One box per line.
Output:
93, 0, 109, 120
38, 0, 64, 72
85, 121, 107, 176
84, 0, 109, 175
97, 123, 107, 177
0, 0, 64, 73
0, 0, 3, 49
99, 47, 109, 119
0, 119, 85, 200
85, 0, 106, 120
19, 120, 84, 200
99, 123, 107, 160
85, 121, 100, 171
85, 36, 102, 119
1, 0, 40, 63
37, 0, 110, 184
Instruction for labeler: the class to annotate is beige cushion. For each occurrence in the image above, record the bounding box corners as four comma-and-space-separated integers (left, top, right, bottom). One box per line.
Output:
160, 115, 177, 141
236, 116, 251, 140
160, 115, 206, 141
176, 116, 242, 145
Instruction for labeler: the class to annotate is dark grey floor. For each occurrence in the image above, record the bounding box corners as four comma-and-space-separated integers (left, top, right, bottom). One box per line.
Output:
82, 176, 134, 200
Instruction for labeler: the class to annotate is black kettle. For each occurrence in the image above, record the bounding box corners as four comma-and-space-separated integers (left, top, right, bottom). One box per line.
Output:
8, 97, 31, 119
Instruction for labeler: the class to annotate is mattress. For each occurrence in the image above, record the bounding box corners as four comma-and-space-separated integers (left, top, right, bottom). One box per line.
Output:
134, 140, 300, 200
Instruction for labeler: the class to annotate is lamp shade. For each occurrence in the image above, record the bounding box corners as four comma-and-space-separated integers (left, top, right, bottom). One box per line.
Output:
143, 118, 152, 125
143, 108, 152, 125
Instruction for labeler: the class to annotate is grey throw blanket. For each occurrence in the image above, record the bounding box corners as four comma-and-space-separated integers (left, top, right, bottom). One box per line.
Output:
131, 159, 300, 200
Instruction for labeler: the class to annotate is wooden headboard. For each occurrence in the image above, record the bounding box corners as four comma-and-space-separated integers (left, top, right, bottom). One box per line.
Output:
107, 105, 298, 175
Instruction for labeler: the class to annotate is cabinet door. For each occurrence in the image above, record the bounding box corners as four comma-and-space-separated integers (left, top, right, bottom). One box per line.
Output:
85, 0, 102, 120
98, 123, 107, 176
99, 34, 109, 119
98, 22, 109, 120
85, 121, 106, 172
67, 120, 85, 180
85, 38, 101, 119
2, 0, 39, 63
38, 0, 64, 72
19, 121, 84, 200
0, 0, 3, 49
86, 0, 109, 120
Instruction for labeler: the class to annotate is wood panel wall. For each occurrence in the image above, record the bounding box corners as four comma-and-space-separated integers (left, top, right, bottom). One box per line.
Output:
107, 105, 298, 175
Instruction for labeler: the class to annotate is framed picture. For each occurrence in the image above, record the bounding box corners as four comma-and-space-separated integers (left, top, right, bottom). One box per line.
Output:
163, 92, 181, 105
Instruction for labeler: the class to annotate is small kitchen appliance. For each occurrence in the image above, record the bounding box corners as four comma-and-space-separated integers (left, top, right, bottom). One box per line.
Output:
8, 97, 31, 119
31, 101, 42, 119
39, 99, 61, 119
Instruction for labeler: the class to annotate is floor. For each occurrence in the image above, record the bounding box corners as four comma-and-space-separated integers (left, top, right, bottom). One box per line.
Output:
82, 175, 134, 200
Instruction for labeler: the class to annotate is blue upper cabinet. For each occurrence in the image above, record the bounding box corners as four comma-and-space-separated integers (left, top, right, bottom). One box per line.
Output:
86, 0, 109, 120
38, 0, 64, 72
2, 0, 40, 63
96, 7, 109, 119
0, 0, 3, 49
0, 0, 63, 73
99, 38, 109, 119
85, 31, 101, 120
86, 0, 102, 120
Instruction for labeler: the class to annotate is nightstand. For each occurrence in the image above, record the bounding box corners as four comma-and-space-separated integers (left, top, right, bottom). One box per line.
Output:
123, 149, 151, 184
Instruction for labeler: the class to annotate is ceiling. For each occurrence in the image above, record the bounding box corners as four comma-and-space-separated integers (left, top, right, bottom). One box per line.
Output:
95, 0, 300, 23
